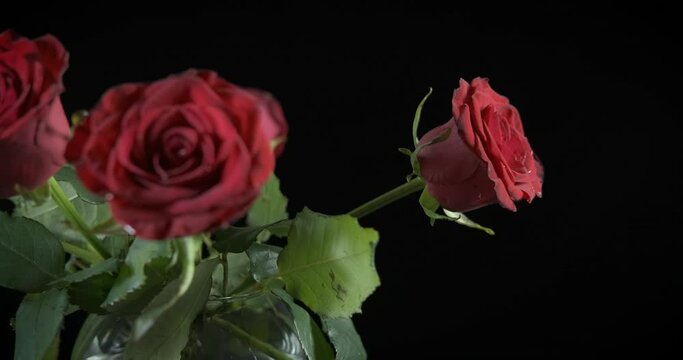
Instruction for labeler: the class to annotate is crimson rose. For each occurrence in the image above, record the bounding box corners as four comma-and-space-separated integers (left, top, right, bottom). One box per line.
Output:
418, 78, 543, 212
66, 70, 281, 239
0, 31, 70, 198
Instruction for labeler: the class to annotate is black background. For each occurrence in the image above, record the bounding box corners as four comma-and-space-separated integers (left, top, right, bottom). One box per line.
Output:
2, 5, 681, 358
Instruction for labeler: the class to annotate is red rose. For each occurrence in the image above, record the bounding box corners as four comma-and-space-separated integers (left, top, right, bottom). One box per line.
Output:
0, 31, 70, 198
247, 89, 288, 156
418, 78, 543, 212
65, 70, 279, 239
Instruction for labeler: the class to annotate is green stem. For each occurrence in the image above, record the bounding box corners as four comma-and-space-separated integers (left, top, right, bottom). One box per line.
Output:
176, 236, 198, 295
348, 177, 426, 218
90, 217, 119, 234
47, 178, 109, 262
61, 241, 101, 265
222, 254, 229, 296
202, 233, 218, 257
210, 317, 292, 360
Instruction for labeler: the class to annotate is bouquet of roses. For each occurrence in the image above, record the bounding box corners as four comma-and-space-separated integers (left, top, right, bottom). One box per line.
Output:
0, 31, 543, 359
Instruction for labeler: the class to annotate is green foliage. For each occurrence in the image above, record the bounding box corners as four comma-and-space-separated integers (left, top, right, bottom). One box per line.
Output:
13, 288, 68, 360
247, 243, 282, 283
130, 236, 202, 337
419, 189, 495, 235
14, 180, 113, 245
125, 258, 219, 360
102, 235, 131, 257
70, 314, 111, 360
247, 174, 289, 227
247, 174, 289, 242
0, 215, 64, 292
102, 238, 173, 313
278, 208, 380, 318
54, 166, 105, 204
412, 87, 433, 147
211, 252, 251, 296
50, 257, 119, 288
67, 272, 115, 314
213, 219, 290, 254
321, 317, 367, 360
273, 288, 335, 360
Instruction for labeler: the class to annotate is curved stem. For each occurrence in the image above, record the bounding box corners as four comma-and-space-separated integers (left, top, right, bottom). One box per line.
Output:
348, 177, 425, 218
175, 236, 198, 296
48, 177, 109, 262
210, 317, 292, 360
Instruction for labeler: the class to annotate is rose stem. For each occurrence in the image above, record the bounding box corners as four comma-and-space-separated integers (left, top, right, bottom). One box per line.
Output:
221, 253, 229, 296
61, 241, 101, 265
209, 317, 291, 360
48, 177, 109, 262
348, 177, 425, 218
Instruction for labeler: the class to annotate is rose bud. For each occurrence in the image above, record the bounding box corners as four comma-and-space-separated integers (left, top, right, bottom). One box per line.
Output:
0, 31, 70, 198
418, 78, 543, 212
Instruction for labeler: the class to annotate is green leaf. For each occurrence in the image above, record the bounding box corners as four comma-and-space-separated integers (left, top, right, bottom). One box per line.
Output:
273, 288, 335, 360
12, 181, 76, 219
50, 257, 119, 288
278, 208, 380, 318
130, 236, 202, 337
14, 180, 114, 245
72, 199, 113, 232
419, 189, 495, 235
214, 225, 269, 253
42, 334, 60, 360
71, 314, 132, 360
246, 243, 282, 282
247, 174, 289, 227
67, 272, 115, 314
321, 317, 367, 360
14, 288, 69, 360
104, 256, 179, 314
103, 237, 173, 310
412, 87, 433, 147
213, 220, 289, 254
0, 215, 64, 292
247, 174, 288, 242
11, 182, 51, 206
211, 252, 251, 296
268, 219, 292, 237
55, 166, 105, 204
102, 235, 131, 257
125, 258, 219, 360
70, 314, 108, 360
397, 147, 413, 156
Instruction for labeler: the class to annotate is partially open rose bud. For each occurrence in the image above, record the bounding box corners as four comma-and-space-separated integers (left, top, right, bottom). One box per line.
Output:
418, 78, 543, 212
0, 31, 70, 198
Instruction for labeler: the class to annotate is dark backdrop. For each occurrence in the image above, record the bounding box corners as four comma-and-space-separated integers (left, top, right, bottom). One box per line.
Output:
2, 5, 681, 358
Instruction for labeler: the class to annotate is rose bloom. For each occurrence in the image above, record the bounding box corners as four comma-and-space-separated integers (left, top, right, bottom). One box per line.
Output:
418, 78, 543, 212
66, 70, 286, 239
0, 31, 70, 198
